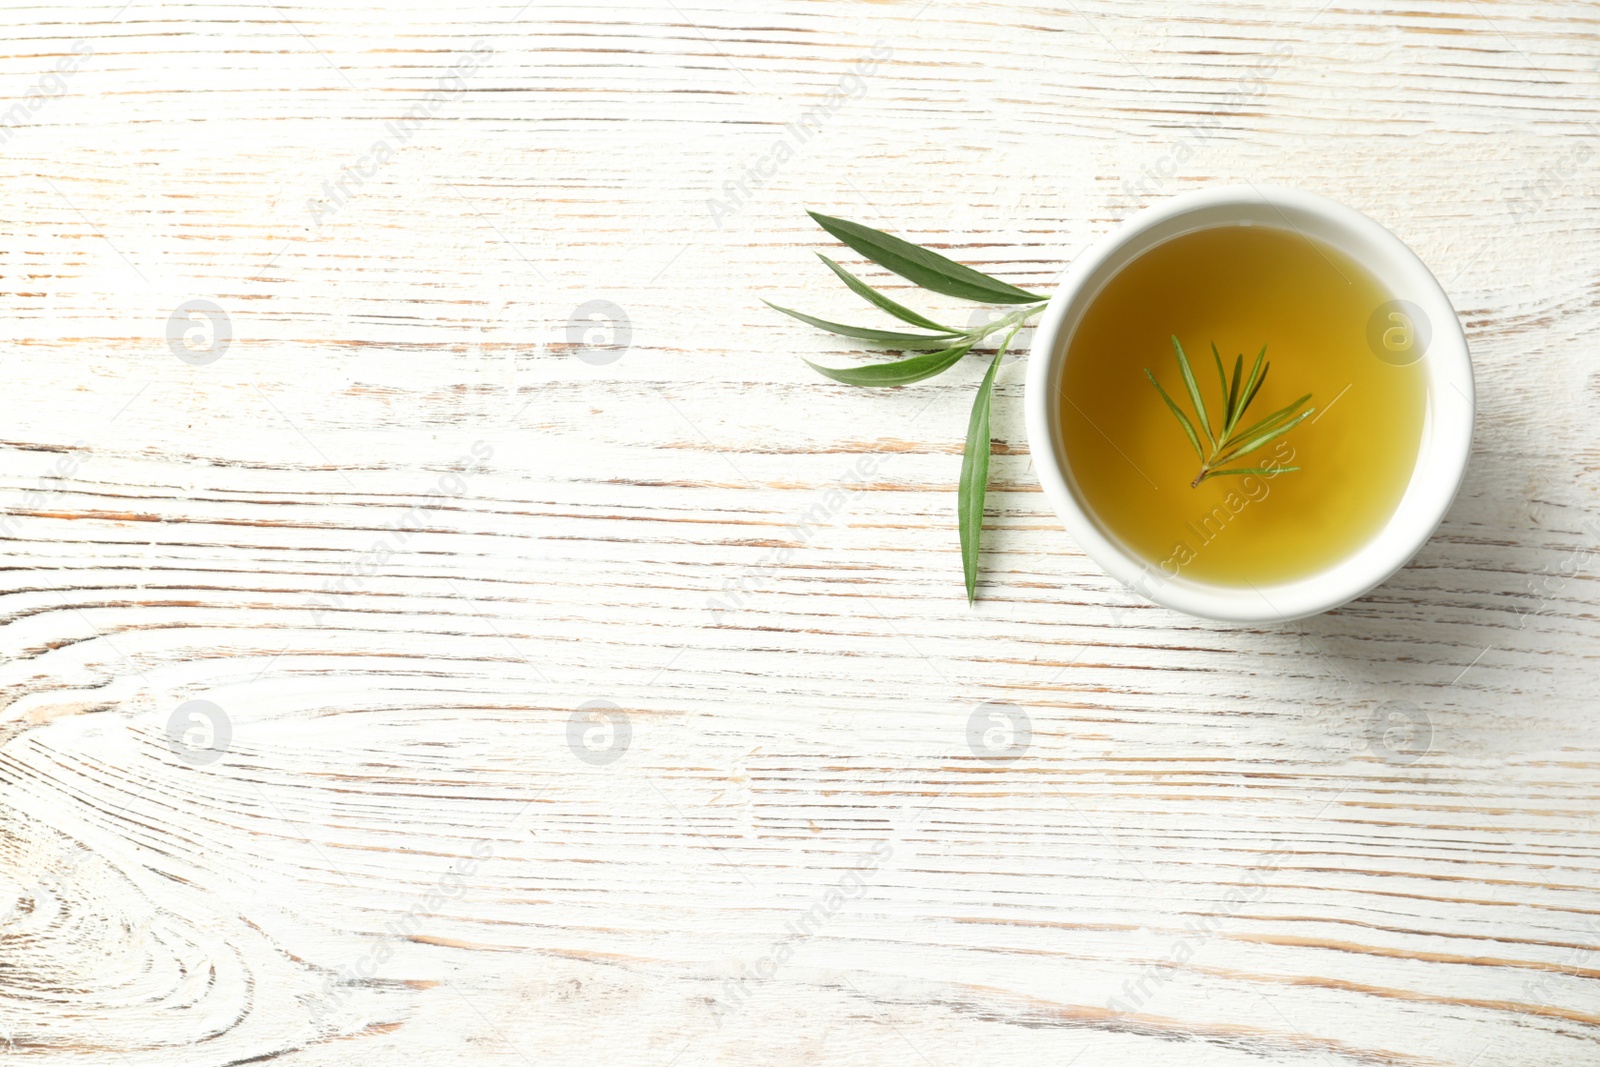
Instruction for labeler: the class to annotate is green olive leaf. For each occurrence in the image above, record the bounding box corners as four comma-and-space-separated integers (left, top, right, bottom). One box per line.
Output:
804, 341, 974, 387
960, 350, 1004, 604
815, 255, 958, 333
808, 211, 1046, 305
762, 300, 962, 348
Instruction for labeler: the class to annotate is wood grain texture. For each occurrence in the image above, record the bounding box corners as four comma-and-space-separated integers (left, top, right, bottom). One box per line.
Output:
1, 0, 1598, 1063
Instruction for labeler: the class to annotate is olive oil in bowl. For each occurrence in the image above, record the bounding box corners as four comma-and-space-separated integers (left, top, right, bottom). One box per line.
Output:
1058, 223, 1428, 587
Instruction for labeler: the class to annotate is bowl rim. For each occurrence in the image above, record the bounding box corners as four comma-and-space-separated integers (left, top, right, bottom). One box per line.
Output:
1023, 185, 1475, 623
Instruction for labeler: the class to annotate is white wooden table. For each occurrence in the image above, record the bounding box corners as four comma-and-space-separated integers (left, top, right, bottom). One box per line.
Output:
2, 2, 1597, 1063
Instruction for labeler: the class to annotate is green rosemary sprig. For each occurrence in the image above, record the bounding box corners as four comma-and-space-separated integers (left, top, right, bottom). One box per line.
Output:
1145, 336, 1314, 488
765, 211, 1049, 603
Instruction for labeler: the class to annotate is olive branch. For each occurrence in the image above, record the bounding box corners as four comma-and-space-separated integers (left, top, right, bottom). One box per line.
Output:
765, 212, 1048, 603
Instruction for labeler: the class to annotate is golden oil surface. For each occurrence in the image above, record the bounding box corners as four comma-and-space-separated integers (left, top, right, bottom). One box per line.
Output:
1058, 223, 1428, 586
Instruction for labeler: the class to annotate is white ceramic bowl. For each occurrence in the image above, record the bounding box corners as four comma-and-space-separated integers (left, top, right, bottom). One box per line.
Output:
1024, 186, 1474, 622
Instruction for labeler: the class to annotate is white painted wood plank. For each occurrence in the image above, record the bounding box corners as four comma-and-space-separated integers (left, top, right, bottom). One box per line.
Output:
1, 1, 1598, 1064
